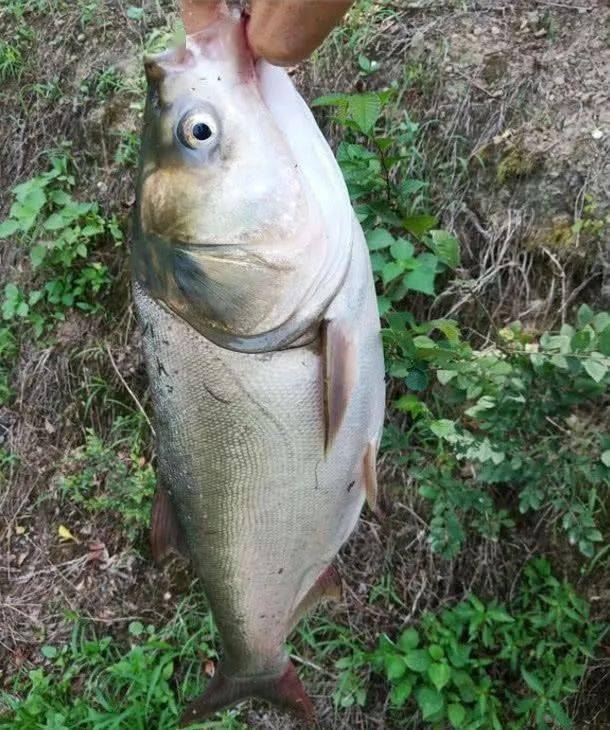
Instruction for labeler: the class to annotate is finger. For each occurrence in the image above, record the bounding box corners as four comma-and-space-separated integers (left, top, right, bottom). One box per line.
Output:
246, 0, 354, 66
181, 0, 227, 36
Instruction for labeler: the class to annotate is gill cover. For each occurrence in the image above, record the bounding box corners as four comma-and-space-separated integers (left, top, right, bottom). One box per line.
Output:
134, 8, 353, 352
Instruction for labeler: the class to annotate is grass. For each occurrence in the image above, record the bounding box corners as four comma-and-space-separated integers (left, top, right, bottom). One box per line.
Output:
0, 593, 245, 729
0, 0, 609, 728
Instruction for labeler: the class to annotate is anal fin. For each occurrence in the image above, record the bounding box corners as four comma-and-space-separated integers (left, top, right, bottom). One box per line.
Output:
180, 660, 315, 727
150, 484, 188, 563
289, 565, 342, 630
322, 319, 357, 452
364, 441, 386, 520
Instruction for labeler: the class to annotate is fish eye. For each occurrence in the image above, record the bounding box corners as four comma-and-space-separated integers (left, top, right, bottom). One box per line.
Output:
178, 111, 217, 149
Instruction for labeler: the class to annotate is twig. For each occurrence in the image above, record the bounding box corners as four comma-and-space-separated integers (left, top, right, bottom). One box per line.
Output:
105, 343, 155, 437
290, 654, 336, 679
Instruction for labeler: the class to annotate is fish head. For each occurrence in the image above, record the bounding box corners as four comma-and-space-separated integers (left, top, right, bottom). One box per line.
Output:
135, 10, 353, 352
139, 12, 301, 246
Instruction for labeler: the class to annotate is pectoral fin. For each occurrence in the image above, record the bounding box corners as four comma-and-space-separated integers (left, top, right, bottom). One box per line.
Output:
322, 319, 357, 452
150, 485, 188, 562
289, 565, 342, 630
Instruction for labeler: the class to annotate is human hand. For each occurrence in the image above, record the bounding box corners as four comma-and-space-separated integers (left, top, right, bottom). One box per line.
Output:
180, 0, 354, 65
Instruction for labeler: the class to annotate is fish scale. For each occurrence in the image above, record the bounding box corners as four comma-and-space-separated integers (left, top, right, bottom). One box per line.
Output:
133, 6, 384, 723
135, 278, 367, 664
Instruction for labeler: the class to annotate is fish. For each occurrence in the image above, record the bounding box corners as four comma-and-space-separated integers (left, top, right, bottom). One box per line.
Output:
132, 4, 385, 725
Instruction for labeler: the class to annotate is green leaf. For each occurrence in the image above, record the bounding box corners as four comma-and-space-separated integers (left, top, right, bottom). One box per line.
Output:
382, 261, 404, 286
403, 266, 436, 295
390, 678, 413, 707
448, 703, 467, 728
367, 228, 394, 251
452, 670, 476, 702
385, 655, 406, 681
0, 219, 20, 238
430, 318, 460, 343
126, 5, 144, 19
464, 395, 496, 417
430, 419, 457, 442
390, 239, 414, 261
548, 700, 573, 729
43, 213, 66, 231
347, 93, 382, 133
16, 302, 29, 317
30, 244, 46, 268
592, 312, 610, 332
403, 214, 437, 238
18, 187, 46, 216
129, 621, 144, 636
311, 93, 349, 108
41, 645, 58, 659
447, 645, 470, 669
601, 450, 610, 467
521, 668, 544, 695
416, 686, 444, 719
4, 282, 19, 300
413, 335, 436, 349
437, 369, 457, 385
401, 179, 427, 196
487, 608, 514, 623
428, 662, 451, 691
598, 326, 610, 356
28, 290, 42, 306
583, 357, 608, 382
404, 649, 431, 673
397, 628, 419, 651
428, 644, 444, 661
393, 394, 428, 418
428, 230, 461, 268
377, 296, 391, 316
49, 190, 72, 206
405, 369, 428, 392
577, 303, 594, 327
586, 528, 603, 542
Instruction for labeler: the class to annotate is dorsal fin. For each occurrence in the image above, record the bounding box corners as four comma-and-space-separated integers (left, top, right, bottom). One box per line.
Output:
322, 319, 357, 452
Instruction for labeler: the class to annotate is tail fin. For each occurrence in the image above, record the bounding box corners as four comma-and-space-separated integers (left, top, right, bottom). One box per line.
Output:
180, 660, 315, 727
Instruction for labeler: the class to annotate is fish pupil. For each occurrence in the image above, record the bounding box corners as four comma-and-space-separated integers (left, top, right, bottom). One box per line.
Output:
192, 122, 212, 141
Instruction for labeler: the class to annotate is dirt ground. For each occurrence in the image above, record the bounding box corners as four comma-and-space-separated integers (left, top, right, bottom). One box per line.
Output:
1, 0, 609, 727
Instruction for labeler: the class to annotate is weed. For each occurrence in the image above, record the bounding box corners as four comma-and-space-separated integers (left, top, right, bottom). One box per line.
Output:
0, 40, 24, 81
0, 593, 246, 729
78, 0, 101, 27
0, 150, 123, 336
80, 65, 125, 98
313, 90, 459, 316
55, 415, 154, 543
0, 326, 18, 405
114, 130, 141, 168
336, 559, 605, 727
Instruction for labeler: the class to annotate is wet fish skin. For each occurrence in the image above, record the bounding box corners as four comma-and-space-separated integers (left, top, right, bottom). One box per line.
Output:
133, 8, 385, 723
